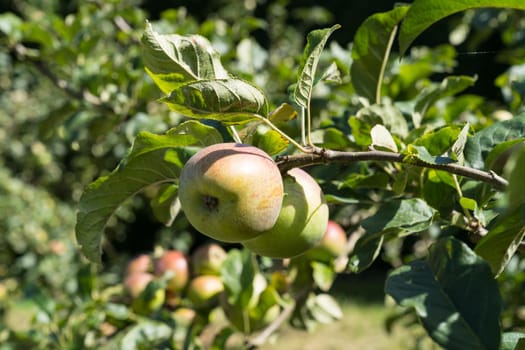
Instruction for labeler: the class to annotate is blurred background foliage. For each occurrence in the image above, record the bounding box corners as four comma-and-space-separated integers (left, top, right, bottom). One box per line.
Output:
0, 0, 524, 348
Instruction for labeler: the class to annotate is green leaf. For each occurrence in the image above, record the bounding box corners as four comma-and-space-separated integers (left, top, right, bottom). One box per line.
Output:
311, 261, 336, 291
413, 75, 476, 127
210, 327, 236, 350
150, 184, 180, 226
475, 205, 525, 277
221, 249, 257, 307
348, 235, 384, 273
451, 122, 470, 164
356, 102, 409, 139
399, 0, 525, 54
309, 294, 343, 324
120, 319, 172, 350
362, 198, 437, 235
310, 127, 353, 150
459, 197, 477, 211
464, 113, 525, 169
349, 198, 437, 272
506, 145, 525, 211
141, 22, 229, 94
413, 125, 461, 157
385, 237, 502, 350
406, 145, 456, 165
371, 124, 398, 152
161, 79, 269, 125
500, 332, 525, 350
294, 24, 340, 109
351, 6, 409, 103
75, 121, 222, 263
268, 103, 298, 124
254, 129, 289, 156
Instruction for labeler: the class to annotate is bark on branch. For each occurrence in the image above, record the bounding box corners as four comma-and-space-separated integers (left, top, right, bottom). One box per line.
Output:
276, 149, 509, 190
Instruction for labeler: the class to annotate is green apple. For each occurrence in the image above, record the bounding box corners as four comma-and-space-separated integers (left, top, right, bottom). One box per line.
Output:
186, 275, 224, 310
191, 243, 227, 276
154, 250, 190, 293
242, 168, 329, 258
305, 220, 347, 262
178, 143, 284, 242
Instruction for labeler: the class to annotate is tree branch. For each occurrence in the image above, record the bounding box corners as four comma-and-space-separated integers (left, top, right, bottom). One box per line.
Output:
276, 149, 509, 190
245, 299, 296, 349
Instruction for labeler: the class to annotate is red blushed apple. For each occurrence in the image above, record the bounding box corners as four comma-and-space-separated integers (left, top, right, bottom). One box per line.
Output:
126, 254, 152, 275
186, 275, 224, 310
155, 250, 190, 293
124, 272, 154, 299
178, 143, 284, 243
243, 168, 329, 258
191, 243, 227, 276
306, 220, 348, 263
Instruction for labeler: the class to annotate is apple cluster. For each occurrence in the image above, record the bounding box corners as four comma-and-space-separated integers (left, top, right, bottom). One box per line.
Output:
178, 143, 330, 259
123, 220, 349, 338
123, 243, 227, 315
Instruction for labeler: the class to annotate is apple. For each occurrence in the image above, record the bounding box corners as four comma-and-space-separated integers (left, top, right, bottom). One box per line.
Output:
171, 307, 197, 327
126, 254, 152, 275
242, 168, 329, 258
191, 243, 227, 276
124, 272, 154, 299
131, 278, 166, 315
305, 220, 347, 262
178, 143, 284, 242
155, 250, 190, 293
186, 275, 224, 310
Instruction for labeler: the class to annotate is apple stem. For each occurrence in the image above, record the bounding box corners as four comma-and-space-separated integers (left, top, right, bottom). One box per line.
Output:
229, 125, 243, 143
245, 298, 296, 349
250, 113, 313, 154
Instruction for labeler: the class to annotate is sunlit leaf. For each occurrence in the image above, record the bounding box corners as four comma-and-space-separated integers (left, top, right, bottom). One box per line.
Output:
255, 129, 289, 156
161, 79, 269, 125
413, 125, 461, 157
141, 22, 229, 94
294, 24, 340, 109
399, 0, 525, 54
406, 145, 455, 165
371, 124, 398, 152
351, 6, 409, 103
268, 103, 298, 124
500, 332, 525, 350
75, 121, 222, 263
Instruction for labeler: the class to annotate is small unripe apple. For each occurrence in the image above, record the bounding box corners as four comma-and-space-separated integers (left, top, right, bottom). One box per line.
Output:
186, 275, 224, 310
131, 279, 166, 315
191, 243, 227, 276
126, 254, 152, 275
124, 272, 154, 299
243, 168, 329, 258
306, 220, 347, 262
178, 143, 284, 242
171, 307, 197, 327
155, 250, 190, 293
